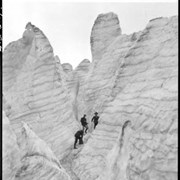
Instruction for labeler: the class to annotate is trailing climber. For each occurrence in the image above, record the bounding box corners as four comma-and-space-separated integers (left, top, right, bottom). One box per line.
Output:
91, 112, 99, 129
74, 129, 84, 149
80, 114, 88, 134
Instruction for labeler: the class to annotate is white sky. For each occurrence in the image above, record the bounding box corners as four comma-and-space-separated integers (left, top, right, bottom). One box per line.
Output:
3, 0, 178, 68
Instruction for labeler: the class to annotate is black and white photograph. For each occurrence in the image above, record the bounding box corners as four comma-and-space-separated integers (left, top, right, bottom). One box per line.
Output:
2, 0, 178, 180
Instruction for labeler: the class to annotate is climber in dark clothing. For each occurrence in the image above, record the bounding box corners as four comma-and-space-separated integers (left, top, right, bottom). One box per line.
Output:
74, 130, 84, 149
91, 112, 99, 129
80, 114, 88, 134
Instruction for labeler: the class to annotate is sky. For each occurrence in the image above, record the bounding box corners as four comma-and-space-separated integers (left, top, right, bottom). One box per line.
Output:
3, 0, 178, 68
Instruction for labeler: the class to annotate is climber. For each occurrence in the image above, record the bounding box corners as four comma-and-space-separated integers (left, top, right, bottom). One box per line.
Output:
80, 114, 88, 134
74, 129, 84, 149
91, 112, 99, 129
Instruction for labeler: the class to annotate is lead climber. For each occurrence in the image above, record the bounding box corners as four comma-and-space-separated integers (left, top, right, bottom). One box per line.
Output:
74, 129, 84, 149
91, 112, 99, 129
80, 114, 88, 134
